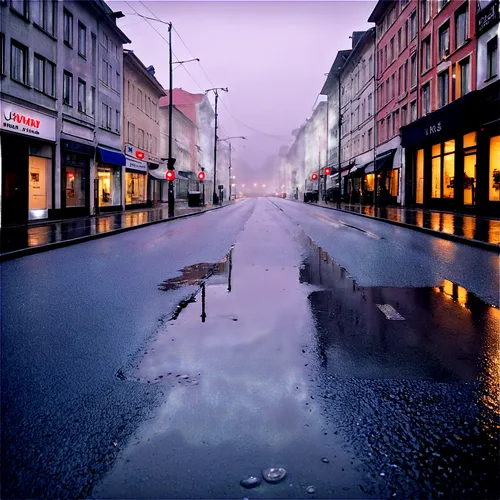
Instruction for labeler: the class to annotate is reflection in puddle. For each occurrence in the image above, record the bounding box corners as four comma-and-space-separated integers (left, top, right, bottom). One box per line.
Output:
0, 206, 214, 254
339, 205, 500, 245
299, 235, 498, 386
158, 249, 233, 293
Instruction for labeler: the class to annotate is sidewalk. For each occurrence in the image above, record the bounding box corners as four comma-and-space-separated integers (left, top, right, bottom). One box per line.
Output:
0, 201, 231, 260
301, 200, 500, 250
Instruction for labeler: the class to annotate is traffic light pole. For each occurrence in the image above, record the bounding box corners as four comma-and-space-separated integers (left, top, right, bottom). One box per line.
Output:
167, 22, 175, 217
206, 87, 228, 206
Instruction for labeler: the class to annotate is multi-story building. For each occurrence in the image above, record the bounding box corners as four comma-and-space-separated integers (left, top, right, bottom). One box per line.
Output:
338, 29, 376, 204
294, 120, 311, 200
93, 0, 130, 214
123, 50, 165, 209
305, 101, 327, 198
474, 0, 499, 214
320, 49, 352, 199
159, 92, 198, 201
369, 0, 422, 206
58, 0, 99, 219
159, 88, 214, 202
397, 0, 498, 215
283, 134, 300, 200
0, 0, 130, 225
1, 0, 59, 226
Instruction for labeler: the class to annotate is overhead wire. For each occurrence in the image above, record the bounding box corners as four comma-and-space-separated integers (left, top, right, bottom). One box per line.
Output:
126, 2, 289, 143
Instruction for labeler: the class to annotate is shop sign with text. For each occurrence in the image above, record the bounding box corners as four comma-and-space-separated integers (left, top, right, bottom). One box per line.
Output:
126, 157, 147, 172
0, 100, 56, 141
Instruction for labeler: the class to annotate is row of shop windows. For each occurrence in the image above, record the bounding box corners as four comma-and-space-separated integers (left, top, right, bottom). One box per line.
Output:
29, 163, 148, 216
415, 134, 500, 204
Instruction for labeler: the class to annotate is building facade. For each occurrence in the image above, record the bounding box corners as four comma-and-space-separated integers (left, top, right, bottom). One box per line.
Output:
93, 0, 130, 214
305, 101, 327, 198
123, 50, 165, 209
159, 99, 198, 201
320, 49, 351, 199
369, 0, 423, 207
1, 0, 59, 226
338, 29, 377, 204
0, 0, 130, 227
398, 0, 498, 215
159, 89, 215, 202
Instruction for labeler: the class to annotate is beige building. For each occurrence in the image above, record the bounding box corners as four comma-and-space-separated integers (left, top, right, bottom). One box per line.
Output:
122, 50, 166, 208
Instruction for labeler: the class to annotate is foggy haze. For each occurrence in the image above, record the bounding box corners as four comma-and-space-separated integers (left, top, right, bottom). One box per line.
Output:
111, 0, 376, 188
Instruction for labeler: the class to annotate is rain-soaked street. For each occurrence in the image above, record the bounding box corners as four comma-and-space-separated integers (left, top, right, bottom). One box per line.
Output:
1, 198, 499, 499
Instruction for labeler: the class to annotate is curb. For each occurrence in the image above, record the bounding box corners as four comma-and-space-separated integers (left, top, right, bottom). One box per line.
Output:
288, 199, 500, 253
0, 203, 231, 262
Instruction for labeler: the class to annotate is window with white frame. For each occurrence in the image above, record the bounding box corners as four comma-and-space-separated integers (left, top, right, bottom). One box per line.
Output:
78, 22, 87, 58
422, 36, 431, 72
64, 9, 73, 47
410, 10, 417, 40
486, 36, 498, 80
11, 40, 28, 84
438, 22, 450, 60
102, 103, 111, 129
438, 70, 449, 108
455, 4, 468, 48
422, 82, 431, 114
421, 0, 430, 26
63, 71, 73, 105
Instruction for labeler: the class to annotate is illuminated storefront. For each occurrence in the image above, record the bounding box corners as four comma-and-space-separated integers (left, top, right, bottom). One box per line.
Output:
125, 157, 148, 208
401, 83, 499, 216
1, 100, 56, 226
95, 146, 125, 213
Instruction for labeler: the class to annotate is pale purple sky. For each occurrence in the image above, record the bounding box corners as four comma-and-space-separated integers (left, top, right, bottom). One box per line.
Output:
111, 0, 376, 178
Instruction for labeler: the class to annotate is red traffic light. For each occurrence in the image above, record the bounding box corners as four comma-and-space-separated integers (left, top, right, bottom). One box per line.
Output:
198, 171, 205, 181
311, 173, 318, 181
325, 168, 331, 175
166, 170, 175, 181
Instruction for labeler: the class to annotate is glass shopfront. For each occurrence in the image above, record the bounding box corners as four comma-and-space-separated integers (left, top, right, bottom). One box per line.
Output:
126, 171, 147, 205
28, 153, 52, 219
97, 167, 113, 207
431, 140, 455, 199
61, 140, 94, 215
65, 166, 86, 207
489, 135, 500, 202
463, 132, 477, 206
416, 149, 424, 204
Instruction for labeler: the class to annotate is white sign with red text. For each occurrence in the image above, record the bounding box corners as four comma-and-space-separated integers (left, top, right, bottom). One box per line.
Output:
1, 100, 56, 141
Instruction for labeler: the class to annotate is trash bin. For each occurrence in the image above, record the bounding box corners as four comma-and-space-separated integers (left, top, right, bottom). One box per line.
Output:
187, 191, 201, 207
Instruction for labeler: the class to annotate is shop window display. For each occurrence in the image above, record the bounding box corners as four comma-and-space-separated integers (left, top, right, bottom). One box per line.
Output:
463, 132, 476, 206
65, 167, 86, 207
416, 149, 424, 203
490, 135, 500, 202
28, 156, 52, 219
98, 169, 113, 207
126, 172, 146, 205
430, 140, 455, 200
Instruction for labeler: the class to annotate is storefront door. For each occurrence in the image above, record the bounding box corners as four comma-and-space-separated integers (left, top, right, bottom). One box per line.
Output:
2, 135, 29, 226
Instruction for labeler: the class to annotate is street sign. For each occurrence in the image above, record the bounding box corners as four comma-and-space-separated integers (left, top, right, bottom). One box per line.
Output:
325, 168, 331, 175
198, 171, 205, 181
311, 173, 318, 181
166, 170, 175, 181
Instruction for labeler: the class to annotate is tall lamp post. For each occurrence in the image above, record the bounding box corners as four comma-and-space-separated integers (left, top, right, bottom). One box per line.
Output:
206, 87, 228, 205
218, 136, 247, 202
166, 22, 199, 216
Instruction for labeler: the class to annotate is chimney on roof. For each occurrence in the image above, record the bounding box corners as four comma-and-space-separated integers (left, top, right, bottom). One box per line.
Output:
146, 65, 155, 76
351, 31, 366, 49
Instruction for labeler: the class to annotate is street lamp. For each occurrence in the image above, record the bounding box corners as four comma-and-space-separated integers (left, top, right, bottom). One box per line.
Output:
167, 22, 199, 217
218, 136, 247, 202
206, 88, 229, 205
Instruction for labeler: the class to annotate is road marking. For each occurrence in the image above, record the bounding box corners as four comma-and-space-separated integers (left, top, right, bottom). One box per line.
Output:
313, 213, 383, 240
376, 304, 405, 320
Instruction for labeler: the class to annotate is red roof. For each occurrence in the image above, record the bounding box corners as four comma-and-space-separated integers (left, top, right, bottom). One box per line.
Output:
160, 88, 205, 106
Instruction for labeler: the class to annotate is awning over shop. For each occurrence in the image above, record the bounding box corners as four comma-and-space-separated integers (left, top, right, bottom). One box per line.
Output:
148, 165, 168, 180
375, 149, 396, 172
147, 162, 160, 170
349, 164, 367, 177
364, 161, 375, 174
96, 146, 126, 166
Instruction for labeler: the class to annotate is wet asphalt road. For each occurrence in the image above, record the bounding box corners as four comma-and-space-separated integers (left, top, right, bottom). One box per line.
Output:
1, 197, 499, 499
